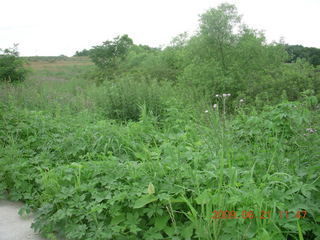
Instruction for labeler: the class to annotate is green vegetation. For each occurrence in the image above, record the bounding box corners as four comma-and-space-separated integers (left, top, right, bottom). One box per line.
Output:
1, 3, 319, 240
285, 45, 320, 66
74, 49, 91, 57
23, 55, 70, 63
89, 34, 134, 80
79, 4, 320, 105
0, 44, 28, 82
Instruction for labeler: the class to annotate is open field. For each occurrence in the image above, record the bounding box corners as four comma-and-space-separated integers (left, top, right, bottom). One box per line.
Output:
24, 56, 93, 71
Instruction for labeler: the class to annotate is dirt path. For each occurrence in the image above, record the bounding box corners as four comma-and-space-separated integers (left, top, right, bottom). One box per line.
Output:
0, 200, 44, 240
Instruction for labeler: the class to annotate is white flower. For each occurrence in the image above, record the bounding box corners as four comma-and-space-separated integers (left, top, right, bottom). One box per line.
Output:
213, 104, 217, 109
227, 93, 231, 97
205, 110, 209, 113
239, 99, 244, 103
222, 94, 227, 97
306, 128, 317, 134
215, 94, 220, 97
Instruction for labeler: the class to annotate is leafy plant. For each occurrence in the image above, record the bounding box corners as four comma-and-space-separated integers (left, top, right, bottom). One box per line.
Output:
0, 44, 28, 82
90, 35, 133, 79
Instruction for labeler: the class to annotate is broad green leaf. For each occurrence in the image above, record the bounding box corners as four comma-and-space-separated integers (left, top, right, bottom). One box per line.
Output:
181, 223, 194, 239
155, 215, 170, 230
133, 195, 158, 209
111, 214, 125, 225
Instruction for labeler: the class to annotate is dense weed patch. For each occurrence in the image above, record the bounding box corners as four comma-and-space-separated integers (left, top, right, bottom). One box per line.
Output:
1, 88, 319, 239
92, 77, 172, 122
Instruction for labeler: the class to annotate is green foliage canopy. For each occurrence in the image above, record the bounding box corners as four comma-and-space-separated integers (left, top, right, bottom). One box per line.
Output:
0, 44, 27, 83
89, 34, 133, 76
285, 44, 320, 66
77, 3, 319, 108
74, 49, 91, 57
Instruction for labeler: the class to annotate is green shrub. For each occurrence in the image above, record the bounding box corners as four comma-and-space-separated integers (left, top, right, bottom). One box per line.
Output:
92, 77, 171, 122
233, 100, 312, 143
0, 44, 28, 82
89, 35, 133, 80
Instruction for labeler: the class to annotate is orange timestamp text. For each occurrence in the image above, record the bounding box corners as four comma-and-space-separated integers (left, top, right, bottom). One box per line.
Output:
212, 210, 308, 220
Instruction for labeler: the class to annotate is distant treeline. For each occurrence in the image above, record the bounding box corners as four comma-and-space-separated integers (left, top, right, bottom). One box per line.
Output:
74, 44, 159, 57
22, 55, 69, 62
74, 49, 91, 57
75, 44, 320, 66
285, 45, 320, 66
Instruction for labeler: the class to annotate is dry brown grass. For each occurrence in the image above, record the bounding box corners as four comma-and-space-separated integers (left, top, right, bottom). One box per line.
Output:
25, 56, 93, 71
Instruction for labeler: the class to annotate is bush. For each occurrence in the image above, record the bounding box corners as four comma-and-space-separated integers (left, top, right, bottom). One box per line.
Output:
92, 77, 171, 122
0, 44, 28, 82
89, 35, 133, 79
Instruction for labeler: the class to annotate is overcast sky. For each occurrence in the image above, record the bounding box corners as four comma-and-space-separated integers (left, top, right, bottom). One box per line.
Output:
1, 0, 319, 56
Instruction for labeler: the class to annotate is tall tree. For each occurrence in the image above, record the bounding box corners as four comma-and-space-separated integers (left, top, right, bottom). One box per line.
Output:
199, 3, 242, 72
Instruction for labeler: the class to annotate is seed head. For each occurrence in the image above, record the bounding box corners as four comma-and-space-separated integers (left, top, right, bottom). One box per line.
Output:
148, 183, 155, 195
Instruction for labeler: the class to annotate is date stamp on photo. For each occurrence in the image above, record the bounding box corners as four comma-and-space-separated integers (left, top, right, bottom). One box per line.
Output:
211, 210, 308, 220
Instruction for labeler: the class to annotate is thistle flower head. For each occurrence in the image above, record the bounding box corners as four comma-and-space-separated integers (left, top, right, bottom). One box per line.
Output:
306, 128, 317, 134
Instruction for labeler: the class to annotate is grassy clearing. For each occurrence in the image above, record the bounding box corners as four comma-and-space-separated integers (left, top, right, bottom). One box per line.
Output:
0, 61, 319, 240
24, 56, 93, 70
